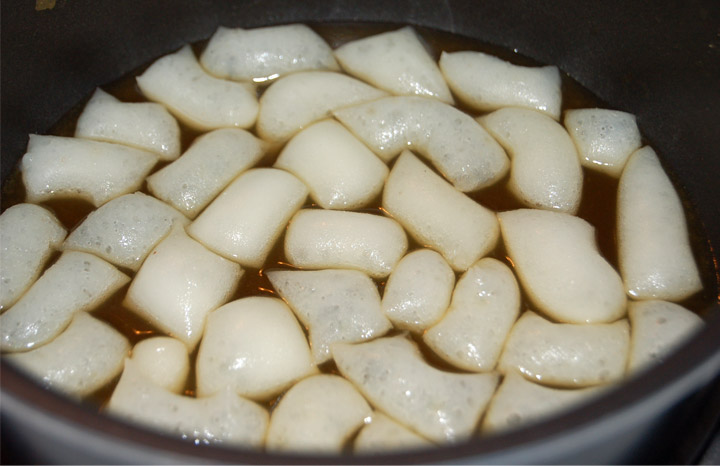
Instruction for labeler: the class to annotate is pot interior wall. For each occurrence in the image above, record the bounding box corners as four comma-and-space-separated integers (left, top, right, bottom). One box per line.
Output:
1, 0, 719, 463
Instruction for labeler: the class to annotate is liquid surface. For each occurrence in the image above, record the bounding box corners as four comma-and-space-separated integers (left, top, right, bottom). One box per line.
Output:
0, 22, 712, 421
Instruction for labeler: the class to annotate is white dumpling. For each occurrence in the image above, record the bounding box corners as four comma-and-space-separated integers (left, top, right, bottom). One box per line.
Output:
627, 300, 704, 372
498, 209, 626, 324
498, 311, 630, 387
188, 168, 308, 268
354, 411, 433, 453
439, 51, 561, 119
0, 203, 66, 311
5, 312, 129, 398
63, 192, 189, 271
200, 24, 339, 82
0, 251, 129, 352
75, 88, 181, 160
381, 249, 455, 332
195, 297, 316, 400
123, 226, 242, 350
424, 258, 521, 372
137, 45, 258, 131
383, 151, 499, 271
480, 107, 583, 214
333, 335, 499, 444
267, 269, 392, 364
274, 120, 388, 209
21, 135, 157, 207
564, 108, 642, 177
266, 374, 372, 453
284, 209, 408, 279
482, 372, 604, 433
334, 26, 453, 104
147, 128, 266, 219
130, 336, 189, 393
334, 96, 509, 191
107, 358, 268, 447
617, 146, 703, 301
257, 71, 387, 142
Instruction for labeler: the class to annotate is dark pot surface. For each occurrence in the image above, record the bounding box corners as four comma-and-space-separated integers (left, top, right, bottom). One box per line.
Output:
2, 0, 719, 463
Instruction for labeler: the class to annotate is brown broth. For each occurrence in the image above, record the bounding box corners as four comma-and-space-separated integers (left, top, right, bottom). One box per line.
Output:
0, 22, 711, 413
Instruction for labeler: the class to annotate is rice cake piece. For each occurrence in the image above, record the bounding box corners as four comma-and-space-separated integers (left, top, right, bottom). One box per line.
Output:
383, 151, 499, 271
75, 88, 181, 161
334, 26, 453, 104
627, 300, 704, 372
0, 251, 129, 352
333, 335, 499, 444
480, 107, 583, 214
0, 203, 66, 311
354, 411, 433, 453
196, 297, 316, 400
617, 146, 703, 301
137, 45, 258, 131
267, 269, 392, 364
130, 336, 189, 393
21, 135, 157, 207
123, 226, 242, 350
266, 374, 372, 453
274, 120, 388, 210
564, 108, 642, 177
63, 192, 189, 272
284, 209, 407, 279
188, 168, 308, 268
334, 96, 509, 191
107, 358, 268, 448
147, 128, 265, 219
424, 258, 521, 372
498, 311, 630, 387
200, 24, 339, 82
439, 51, 561, 119
381, 248, 455, 332
498, 209, 626, 324
5, 312, 129, 398
482, 372, 604, 433
257, 71, 387, 142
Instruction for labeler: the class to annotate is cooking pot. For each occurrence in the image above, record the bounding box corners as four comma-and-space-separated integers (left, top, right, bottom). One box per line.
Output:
2, 0, 719, 463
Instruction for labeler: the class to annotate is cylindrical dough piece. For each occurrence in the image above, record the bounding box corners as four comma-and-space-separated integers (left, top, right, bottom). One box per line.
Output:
0, 203, 66, 311
381, 249, 455, 332
564, 108, 642, 177
200, 24, 339, 82
257, 71, 387, 142
498, 311, 630, 387
5, 312, 129, 398
285, 209, 408, 279
275, 120, 388, 210
383, 151, 499, 271
75, 88, 181, 161
498, 208, 626, 324
195, 297, 316, 400
334, 96, 509, 191
130, 336, 189, 393
627, 300, 704, 372
480, 107, 583, 214
424, 258, 521, 372
617, 146, 703, 301
334, 26, 453, 104
266, 374, 372, 453
147, 128, 266, 219
188, 168, 308, 268
439, 50, 562, 119
137, 45, 258, 131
